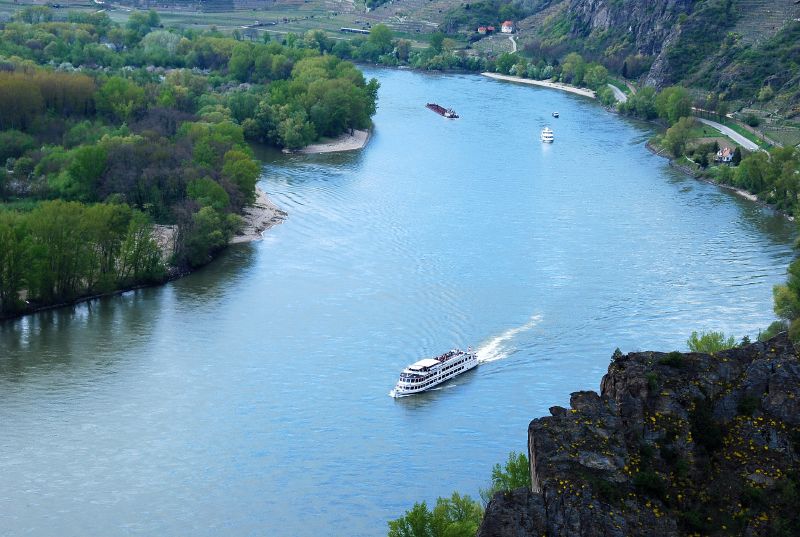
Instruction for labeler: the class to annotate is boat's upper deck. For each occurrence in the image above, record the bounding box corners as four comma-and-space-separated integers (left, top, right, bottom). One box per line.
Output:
403, 350, 472, 374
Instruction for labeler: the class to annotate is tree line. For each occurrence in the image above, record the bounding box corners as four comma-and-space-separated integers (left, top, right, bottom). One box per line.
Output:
0, 201, 162, 314
0, 8, 378, 317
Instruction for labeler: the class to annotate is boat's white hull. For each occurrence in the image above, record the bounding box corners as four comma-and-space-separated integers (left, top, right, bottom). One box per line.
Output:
390, 355, 478, 398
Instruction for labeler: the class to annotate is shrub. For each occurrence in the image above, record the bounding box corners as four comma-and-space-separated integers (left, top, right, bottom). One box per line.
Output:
388, 492, 483, 537
681, 509, 711, 533
690, 397, 724, 453
479, 451, 531, 505
687, 331, 736, 353
580, 470, 624, 503
646, 372, 660, 392
659, 351, 684, 367
633, 470, 666, 500
744, 114, 761, 127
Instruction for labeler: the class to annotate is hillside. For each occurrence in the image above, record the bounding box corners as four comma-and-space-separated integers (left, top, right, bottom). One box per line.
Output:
478, 334, 800, 536
443, 0, 800, 116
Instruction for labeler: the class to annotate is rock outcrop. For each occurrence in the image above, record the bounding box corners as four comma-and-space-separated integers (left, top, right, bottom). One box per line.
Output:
478, 334, 800, 537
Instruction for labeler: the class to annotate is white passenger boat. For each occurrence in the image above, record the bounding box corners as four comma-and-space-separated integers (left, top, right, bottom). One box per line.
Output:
389, 348, 478, 397
540, 126, 554, 143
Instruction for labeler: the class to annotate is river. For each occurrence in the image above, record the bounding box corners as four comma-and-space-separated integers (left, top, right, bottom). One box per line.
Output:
0, 68, 795, 536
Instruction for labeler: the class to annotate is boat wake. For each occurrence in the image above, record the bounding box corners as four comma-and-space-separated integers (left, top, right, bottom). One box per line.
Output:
476, 315, 542, 364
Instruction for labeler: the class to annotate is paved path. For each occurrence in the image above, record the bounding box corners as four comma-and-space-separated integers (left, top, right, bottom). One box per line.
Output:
607, 83, 627, 103
696, 118, 760, 151
509, 35, 517, 52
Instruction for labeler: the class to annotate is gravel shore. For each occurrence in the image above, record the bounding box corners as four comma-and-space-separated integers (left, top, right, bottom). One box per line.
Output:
298, 129, 371, 154
481, 72, 597, 99
231, 186, 287, 244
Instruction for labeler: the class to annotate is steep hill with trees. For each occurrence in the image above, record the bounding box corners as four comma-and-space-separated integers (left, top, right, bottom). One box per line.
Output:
440, 0, 800, 116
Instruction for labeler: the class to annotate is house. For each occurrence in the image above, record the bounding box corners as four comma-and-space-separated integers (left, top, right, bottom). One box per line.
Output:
477, 26, 487, 34
501, 20, 514, 33
716, 147, 733, 163
486, 25, 495, 33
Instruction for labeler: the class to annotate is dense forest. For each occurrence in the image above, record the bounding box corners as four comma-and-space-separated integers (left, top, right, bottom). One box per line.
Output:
0, 7, 378, 317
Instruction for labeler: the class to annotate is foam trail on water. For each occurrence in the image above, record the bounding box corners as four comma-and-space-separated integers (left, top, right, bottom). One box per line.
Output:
476, 315, 542, 363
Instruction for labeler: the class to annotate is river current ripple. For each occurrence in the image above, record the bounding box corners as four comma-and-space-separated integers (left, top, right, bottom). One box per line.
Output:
0, 69, 795, 536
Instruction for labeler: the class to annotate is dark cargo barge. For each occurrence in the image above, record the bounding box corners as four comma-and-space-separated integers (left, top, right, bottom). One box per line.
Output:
426, 103, 459, 119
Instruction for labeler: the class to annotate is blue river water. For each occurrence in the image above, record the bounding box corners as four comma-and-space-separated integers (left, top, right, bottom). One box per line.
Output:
0, 68, 795, 536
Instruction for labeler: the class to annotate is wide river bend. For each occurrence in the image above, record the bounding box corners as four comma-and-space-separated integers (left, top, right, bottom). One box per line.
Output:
0, 68, 795, 536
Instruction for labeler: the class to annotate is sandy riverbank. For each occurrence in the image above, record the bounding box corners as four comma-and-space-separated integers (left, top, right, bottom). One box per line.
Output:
481, 72, 597, 99
231, 186, 287, 244
298, 129, 371, 154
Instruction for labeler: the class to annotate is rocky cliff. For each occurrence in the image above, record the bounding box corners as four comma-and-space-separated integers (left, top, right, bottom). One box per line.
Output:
477, 334, 800, 537
512, 0, 800, 99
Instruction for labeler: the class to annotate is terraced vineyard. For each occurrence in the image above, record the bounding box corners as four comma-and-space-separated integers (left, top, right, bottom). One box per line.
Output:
732, 0, 800, 45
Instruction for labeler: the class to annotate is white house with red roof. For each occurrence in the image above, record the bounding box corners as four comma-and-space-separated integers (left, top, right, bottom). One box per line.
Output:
501, 20, 515, 33
716, 147, 733, 163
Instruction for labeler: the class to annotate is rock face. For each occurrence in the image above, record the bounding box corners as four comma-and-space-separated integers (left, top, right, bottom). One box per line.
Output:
478, 334, 800, 537
563, 0, 692, 59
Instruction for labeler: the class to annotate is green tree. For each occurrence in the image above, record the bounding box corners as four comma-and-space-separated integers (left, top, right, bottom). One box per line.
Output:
0, 73, 44, 130
583, 64, 608, 90
141, 30, 182, 65
687, 331, 737, 353
369, 24, 394, 55
0, 211, 28, 314
732, 146, 742, 165
494, 52, 517, 75
480, 451, 531, 505
655, 86, 692, 125
187, 177, 230, 211
597, 86, 617, 106
388, 502, 434, 537
304, 30, 331, 53
388, 493, 482, 537
429, 32, 445, 54
126, 10, 160, 42
228, 43, 254, 82
734, 151, 770, 194
81, 202, 133, 292
65, 144, 109, 201
183, 206, 237, 267
17, 5, 52, 23
663, 117, 695, 157
395, 39, 411, 62
773, 255, 800, 342
25, 200, 90, 302
620, 86, 657, 119
0, 130, 36, 163
431, 493, 483, 537
560, 52, 586, 85
95, 76, 146, 121
118, 210, 163, 284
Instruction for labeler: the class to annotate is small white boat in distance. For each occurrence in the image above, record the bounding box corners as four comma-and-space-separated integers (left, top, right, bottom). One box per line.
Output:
390, 348, 478, 397
541, 126, 554, 143
552, 112, 559, 118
